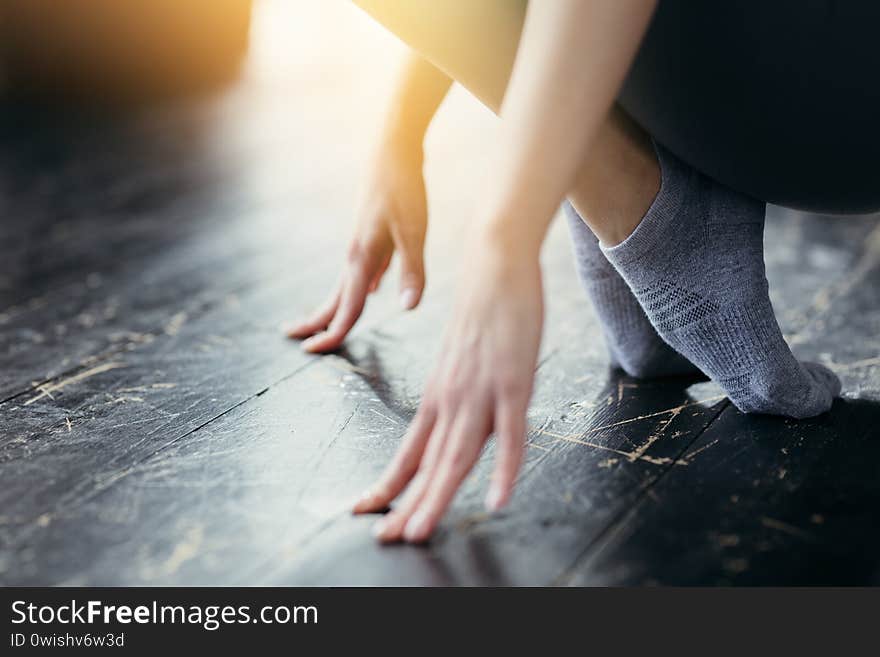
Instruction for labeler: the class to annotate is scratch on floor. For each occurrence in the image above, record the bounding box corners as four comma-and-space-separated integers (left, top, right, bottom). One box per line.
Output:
368, 407, 400, 425
31, 384, 56, 401
538, 394, 726, 457
760, 516, 816, 542
24, 362, 127, 406
335, 405, 359, 437
117, 382, 178, 393
164, 312, 188, 336
540, 431, 678, 466
617, 381, 638, 404
828, 355, 880, 372
541, 397, 721, 467
107, 395, 145, 405
628, 409, 681, 462
108, 413, 182, 430
680, 438, 720, 463
566, 395, 726, 436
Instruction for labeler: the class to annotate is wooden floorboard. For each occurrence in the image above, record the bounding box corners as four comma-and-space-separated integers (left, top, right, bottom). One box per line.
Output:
1, 0, 878, 586
564, 216, 880, 586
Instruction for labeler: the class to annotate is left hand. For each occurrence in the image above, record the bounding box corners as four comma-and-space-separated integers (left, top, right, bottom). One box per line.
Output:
352, 236, 543, 543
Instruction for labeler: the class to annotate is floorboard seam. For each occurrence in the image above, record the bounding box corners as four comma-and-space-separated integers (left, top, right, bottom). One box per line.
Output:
0, 272, 286, 411
10, 357, 323, 538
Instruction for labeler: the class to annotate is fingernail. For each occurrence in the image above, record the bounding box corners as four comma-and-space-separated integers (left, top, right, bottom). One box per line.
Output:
400, 288, 418, 310
301, 334, 321, 351
351, 489, 373, 513
403, 510, 429, 542
485, 485, 505, 512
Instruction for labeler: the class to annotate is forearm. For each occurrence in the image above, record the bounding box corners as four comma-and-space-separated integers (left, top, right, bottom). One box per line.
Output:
479, 0, 657, 255
380, 51, 453, 153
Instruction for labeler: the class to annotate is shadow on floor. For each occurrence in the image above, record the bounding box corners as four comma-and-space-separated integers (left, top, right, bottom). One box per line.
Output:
276, 366, 724, 586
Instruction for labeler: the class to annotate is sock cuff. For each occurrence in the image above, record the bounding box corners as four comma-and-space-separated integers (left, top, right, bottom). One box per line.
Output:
564, 200, 623, 281
601, 141, 695, 270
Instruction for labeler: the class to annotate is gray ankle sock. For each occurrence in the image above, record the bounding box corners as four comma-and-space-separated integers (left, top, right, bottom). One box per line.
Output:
563, 200, 698, 378
601, 144, 841, 418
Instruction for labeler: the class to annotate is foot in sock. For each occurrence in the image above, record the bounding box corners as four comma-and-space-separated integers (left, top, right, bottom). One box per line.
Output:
563, 201, 699, 378
600, 144, 841, 418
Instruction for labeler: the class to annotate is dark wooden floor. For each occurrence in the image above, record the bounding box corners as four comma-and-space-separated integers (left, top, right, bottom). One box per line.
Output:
2, 1, 879, 586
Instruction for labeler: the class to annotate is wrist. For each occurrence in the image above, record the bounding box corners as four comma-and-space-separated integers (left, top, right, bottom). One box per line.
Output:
380, 117, 428, 161
470, 215, 544, 265
472, 181, 559, 261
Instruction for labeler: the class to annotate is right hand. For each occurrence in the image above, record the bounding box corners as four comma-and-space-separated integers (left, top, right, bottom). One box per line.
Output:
285, 139, 428, 352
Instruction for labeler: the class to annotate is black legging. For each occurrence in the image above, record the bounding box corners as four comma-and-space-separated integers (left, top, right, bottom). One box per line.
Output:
620, 1, 880, 213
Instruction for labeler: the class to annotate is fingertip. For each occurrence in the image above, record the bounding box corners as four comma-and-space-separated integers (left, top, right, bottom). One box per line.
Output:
281, 321, 303, 338
370, 519, 388, 541
399, 287, 420, 310
485, 482, 510, 512
402, 510, 432, 543
300, 336, 321, 352
284, 327, 308, 340
352, 489, 385, 514
372, 513, 404, 543
301, 332, 338, 353
351, 492, 371, 514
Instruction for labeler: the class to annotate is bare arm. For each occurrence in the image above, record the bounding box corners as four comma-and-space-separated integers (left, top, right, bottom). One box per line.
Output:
287, 51, 451, 349
380, 51, 452, 153
480, 0, 658, 252
356, 0, 659, 543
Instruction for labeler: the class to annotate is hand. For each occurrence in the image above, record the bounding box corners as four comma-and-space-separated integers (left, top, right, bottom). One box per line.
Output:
285, 139, 428, 352
352, 238, 543, 543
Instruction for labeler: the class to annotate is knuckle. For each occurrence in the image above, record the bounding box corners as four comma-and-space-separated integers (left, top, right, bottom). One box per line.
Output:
448, 447, 470, 472
498, 376, 528, 400
413, 399, 435, 424
438, 382, 464, 408
402, 266, 425, 285
397, 438, 422, 463
410, 467, 431, 490
346, 240, 365, 265
501, 442, 524, 466
421, 387, 441, 413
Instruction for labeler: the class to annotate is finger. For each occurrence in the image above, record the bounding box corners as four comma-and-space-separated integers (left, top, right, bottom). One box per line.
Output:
352, 403, 437, 514
301, 266, 372, 354
390, 222, 425, 310
284, 283, 341, 339
485, 395, 527, 511
368, 254, 391, 294
372, 417, 450, 543
401, 408, 489, 543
